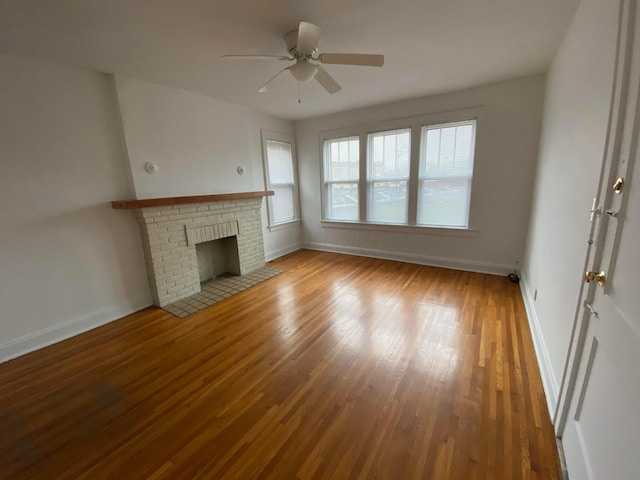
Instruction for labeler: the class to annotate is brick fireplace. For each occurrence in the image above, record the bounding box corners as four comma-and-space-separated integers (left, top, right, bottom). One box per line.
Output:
112, 192, 273, 307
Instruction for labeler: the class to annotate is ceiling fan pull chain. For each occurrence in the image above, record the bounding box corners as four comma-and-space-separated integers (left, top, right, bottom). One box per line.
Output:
298, 81, 301, 103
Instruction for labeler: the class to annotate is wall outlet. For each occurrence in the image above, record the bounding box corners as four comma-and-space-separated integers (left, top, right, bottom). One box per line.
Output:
534, 289, 538, 301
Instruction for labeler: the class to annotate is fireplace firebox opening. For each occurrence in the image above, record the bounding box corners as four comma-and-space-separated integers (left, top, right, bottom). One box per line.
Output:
195, 236, 241, 283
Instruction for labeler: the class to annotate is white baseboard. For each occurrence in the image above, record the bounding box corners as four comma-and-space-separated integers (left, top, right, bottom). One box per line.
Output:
0, 296, 152, 364
265, 243, 302, 262
519, 275, 559, 417
304, 242, 515, 276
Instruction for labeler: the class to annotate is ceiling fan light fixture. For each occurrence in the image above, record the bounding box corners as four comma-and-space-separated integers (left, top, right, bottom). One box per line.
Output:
289, 62, 318, 82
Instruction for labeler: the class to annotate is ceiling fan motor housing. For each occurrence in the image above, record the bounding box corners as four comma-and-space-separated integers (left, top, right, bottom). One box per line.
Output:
285, 29, 316, 58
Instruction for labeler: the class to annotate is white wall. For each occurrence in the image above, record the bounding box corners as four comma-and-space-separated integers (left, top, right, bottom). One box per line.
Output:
521, 0, 618, 415
0, 54, 152, 361
295, 75, 546, 274
114, 77, 302, 260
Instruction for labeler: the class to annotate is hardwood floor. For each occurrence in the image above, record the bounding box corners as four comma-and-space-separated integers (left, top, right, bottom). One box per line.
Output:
0, 250, 559, 479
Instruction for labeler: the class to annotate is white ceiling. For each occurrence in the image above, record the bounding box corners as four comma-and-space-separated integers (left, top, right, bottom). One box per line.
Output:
0, 0, 578, 120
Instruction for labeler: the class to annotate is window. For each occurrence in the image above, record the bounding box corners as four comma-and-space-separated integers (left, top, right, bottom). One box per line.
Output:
323, 137, 360, 221
262, 132, 299, 227
368, 129, 411, 223
418, 121, 475, 227
321, 114, 477, 229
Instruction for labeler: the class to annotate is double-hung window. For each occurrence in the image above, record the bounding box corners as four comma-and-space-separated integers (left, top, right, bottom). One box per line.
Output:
418, 120, 475, 227
323, 137, 360, 221
321, 113, 477, 229
262, 132, 299, 227
368, 129, 411, 224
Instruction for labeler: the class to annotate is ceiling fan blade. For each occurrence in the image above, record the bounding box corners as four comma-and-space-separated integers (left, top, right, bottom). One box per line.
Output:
258, 66, 291, 93
315, 66, 341, 94
297, 21, 322, 54
222, 55, 291, 61
318, 53, 384, 67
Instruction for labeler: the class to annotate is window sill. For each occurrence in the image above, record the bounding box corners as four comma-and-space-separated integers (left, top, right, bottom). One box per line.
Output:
320, 220, 478, 237
268, 219, 301, 232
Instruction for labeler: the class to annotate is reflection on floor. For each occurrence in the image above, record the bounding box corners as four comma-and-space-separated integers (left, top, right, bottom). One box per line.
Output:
0, 250, 561, 478
163, 266, 282, 318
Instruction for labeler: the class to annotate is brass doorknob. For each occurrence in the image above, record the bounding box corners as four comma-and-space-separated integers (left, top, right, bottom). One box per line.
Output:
585, 270, 606, 287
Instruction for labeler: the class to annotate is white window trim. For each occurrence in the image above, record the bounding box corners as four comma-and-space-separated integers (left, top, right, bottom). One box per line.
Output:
320, 220, 479, 237
261, 130, 301, 229
268, 218, 301, 232
318, 106, 484, 231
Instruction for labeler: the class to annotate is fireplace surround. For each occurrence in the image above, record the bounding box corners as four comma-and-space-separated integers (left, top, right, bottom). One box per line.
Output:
112, 191, 273, 307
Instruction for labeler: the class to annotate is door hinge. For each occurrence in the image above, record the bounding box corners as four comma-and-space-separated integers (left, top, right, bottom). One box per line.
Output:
589, 197, 601, 222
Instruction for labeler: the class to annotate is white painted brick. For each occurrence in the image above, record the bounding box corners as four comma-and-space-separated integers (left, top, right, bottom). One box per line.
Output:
163, 263, 184, 273
154, 242, 172, 252
149, 238, 168, 249
137, 197, 267, 306
171, 245, 188, 254
161, 292, 179, 303
166, 284, 189, 295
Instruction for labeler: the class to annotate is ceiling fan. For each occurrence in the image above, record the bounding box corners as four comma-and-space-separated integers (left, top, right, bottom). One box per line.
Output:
222, 21, 384, 95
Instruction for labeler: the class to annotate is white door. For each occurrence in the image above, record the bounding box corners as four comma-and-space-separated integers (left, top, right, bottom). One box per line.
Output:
558, 1, 640, 478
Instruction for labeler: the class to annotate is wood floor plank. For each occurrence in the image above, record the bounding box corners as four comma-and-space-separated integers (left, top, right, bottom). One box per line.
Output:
0, 250, 560, 479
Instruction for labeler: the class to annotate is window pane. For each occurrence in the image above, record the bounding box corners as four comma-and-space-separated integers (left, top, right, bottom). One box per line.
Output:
272, 185, 295, 223
325, 137, 359, 181
422, 122, 474, 178
266, 140, 294, 183
369, 181, 407, 223
369, 130, 410, 179
264, 135, 299, 226
454, 124, 474, 167
418, 178, 470, 227
327, 183, 358, 221
419, 120, 475, 227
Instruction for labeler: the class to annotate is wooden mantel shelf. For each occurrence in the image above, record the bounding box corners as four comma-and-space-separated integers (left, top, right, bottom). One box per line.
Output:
111, 191, 274, 210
